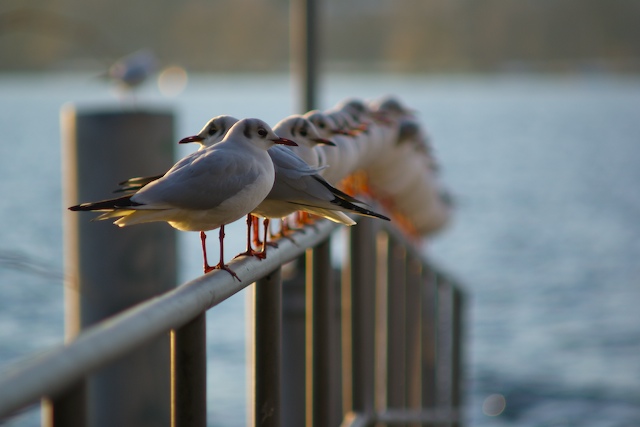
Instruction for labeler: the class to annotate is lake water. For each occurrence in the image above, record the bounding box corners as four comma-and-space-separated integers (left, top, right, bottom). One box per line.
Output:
1, 72, 639, 426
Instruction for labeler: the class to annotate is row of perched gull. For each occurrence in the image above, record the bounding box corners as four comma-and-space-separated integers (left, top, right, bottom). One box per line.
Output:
70, 96, 453, 280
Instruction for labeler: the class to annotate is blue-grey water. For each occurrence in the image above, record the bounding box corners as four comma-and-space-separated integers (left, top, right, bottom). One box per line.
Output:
1, 72, 639, 426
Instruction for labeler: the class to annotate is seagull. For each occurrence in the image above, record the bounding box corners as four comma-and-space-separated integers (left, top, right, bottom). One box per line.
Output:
251, 144, 391, 256
68, 118, 296, 279
105, 49, 158, 91
303, 110, 346, 185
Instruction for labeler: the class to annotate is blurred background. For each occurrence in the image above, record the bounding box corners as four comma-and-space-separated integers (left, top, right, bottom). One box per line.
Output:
1, 1, 640, 426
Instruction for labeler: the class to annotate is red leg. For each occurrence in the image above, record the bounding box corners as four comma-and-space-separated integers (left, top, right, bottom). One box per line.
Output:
252, 215, 261, 248
255, 218, 270, 259
204, 225, 241, 282
235, 214, 262, 259
200, 231, 213, 272
279, 217, 299, 243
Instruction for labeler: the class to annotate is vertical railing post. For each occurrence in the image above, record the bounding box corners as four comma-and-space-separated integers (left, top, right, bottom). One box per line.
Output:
437, 275, 455, 426
386, 239, 407, 422
421, 267, 438, 410
342, 217, 378, 416
251, 268, 283, 427
171, 314, 207, 427
404, 257, 423, 425
452, 286, 464, 426
41, 383, 87, 427
374, 232, 389, 415
305, 239, 335, 427
57, 107, 176, 427
281, 258, 306, 427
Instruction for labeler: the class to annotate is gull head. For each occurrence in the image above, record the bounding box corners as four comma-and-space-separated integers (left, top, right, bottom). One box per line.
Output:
274, 115, 335, 148
227, 118, 297, 150
179, 115, 239, 148
370, 96, 416, 123
304, 110, 339, 139
336, 97, 370, 121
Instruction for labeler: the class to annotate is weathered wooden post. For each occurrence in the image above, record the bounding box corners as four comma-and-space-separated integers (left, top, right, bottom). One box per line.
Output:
56, 107, 177, 427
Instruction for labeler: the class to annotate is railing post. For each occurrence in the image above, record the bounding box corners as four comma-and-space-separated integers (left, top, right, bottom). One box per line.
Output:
57, 107, 176, 427
305, 239, 336, 427
386, 239, 407, 423
342, 217, 378, 417
281, 258, 306, 427
171, 313, 207, 427
437, 274, 458, 426
41, 383, 87, 427
421, 267, 438, 410
404, 257, 423, 426
250, 268, 283, 427
452, 285, 465, 427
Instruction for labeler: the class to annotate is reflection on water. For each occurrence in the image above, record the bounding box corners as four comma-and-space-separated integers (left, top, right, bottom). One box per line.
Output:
0, 73, 639, 426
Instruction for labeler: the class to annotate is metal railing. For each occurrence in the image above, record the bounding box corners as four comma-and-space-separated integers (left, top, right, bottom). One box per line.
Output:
0, 215, 464, 426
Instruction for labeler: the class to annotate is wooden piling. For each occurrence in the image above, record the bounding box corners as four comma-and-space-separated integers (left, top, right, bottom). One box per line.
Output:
57, 107, 177, 427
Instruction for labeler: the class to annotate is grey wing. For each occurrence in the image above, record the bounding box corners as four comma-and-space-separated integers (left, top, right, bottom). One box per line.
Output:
269, 171, 334, 204
269, 146, 324, 180
132, 149, 261, 210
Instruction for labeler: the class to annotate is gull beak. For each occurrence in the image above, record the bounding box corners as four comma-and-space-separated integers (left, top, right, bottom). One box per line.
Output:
332, 128, 352, 136
334, 128, 359, 137
272, 137, 298, 146
178, 135, 205, 144
313, 138, 336, 146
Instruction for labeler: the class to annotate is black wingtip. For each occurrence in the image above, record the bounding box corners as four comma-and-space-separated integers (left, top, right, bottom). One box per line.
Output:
68, 195, 141, 212
335, 198, 390, 221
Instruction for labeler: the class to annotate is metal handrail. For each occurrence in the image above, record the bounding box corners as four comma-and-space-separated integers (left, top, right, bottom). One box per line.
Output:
0, 218, 339, 419
0, 215, 465, 427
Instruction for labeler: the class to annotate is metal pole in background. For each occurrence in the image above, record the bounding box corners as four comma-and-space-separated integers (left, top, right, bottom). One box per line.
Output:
57, 107, 177, 427
291, 0, 319, 113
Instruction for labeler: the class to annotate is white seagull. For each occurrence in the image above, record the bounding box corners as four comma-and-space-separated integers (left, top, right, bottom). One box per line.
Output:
69, 118, 296, 279
104, 49, 158, 93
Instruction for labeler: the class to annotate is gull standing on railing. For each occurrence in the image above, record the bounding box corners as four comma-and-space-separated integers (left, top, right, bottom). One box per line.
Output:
68, 118, 296, 280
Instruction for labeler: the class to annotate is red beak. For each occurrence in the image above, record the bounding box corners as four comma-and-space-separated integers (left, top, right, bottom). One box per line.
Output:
178, 135, 204, 144
333, 128, 358, 137
271, 137, 298, 146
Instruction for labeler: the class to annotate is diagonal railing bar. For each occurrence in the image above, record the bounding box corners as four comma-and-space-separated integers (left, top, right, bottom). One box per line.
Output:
0, 219, 340, 420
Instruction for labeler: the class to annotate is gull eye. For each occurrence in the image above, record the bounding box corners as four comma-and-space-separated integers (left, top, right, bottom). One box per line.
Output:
300, 128, 308, 137
207, 126, 218, 136
258, 128, 268, 138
